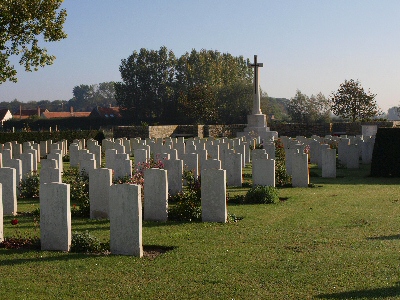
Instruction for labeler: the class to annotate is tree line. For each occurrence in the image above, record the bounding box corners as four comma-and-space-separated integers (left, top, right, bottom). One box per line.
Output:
285, 79, 382, 123
1, 82, 116, 115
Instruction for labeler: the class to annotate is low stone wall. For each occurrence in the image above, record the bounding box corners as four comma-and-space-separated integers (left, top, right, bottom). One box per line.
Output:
330, 122, 397, 136
113, 122, 400, 139
204, 124, 247, 138
113, 126, 149, 139
113, 125, 204, 139
270, 122, 399, 137
269, 123, 331, 137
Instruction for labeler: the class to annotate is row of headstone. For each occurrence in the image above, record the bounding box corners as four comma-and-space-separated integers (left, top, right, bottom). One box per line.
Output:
34, 162, 228, 256
127, 137, 249, 187
280, 134, 376, 183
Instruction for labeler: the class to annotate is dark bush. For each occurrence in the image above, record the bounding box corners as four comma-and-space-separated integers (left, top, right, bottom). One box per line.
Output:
275, 139, 292, 186
168, 170, 201, 221
371, 128, 400, 177
71, 231, 103, 253
19, 171, 40, 198
244, 185, 279, 204
0, 130, 103, 144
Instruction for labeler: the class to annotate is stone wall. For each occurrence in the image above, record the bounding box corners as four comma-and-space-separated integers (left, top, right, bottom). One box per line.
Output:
113, 122, 400, 139
113, 126, 149, 139
204, 124, 247, 138
113, 125, 203, 139
269, 122, 400, 137
330, 121, 398, 136
269, 123, 331, 137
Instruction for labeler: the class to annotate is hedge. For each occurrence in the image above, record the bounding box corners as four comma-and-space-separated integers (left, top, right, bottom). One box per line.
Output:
0, 130, 104, 144
370, 127, 400, 177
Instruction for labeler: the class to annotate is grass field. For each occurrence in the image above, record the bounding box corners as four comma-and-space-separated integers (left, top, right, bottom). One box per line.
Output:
1, 163, 400, 299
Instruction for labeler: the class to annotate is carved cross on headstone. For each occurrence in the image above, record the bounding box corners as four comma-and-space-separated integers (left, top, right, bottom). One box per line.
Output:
249, 55, 263, 114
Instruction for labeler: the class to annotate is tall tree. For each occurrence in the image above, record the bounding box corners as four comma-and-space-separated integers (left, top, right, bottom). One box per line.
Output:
287, 90, 310, 123
115, 47, 253, 124
309, 92, 331, 123
0, 0, 67, 83
115, 46, 176, 122
177, 85, 218, 124
217, 81, 252, 124
175, 49, 252, 124
287, 90, 331, 123
68, 82, 116, 111
69, 84, 91, 111
330, 79, 380, 122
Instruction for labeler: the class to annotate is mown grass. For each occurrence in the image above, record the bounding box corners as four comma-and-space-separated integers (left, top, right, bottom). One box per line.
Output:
1, 164, 400, 299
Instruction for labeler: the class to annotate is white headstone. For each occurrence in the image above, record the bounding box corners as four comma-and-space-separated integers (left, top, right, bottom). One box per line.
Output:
109, 184, 143, 257
0, 168, 16, 215
40, 182, 71, 251
144, 168, 168, 222
201, 169, 227, 223
89, 168, 112, 219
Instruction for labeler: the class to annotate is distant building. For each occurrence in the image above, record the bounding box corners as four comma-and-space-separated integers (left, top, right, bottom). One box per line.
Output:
0, 109, 13, 126
13, 107, 47, 119
387, 107, 400, 121
89, 106, 122, 118
41, 107, 90, 119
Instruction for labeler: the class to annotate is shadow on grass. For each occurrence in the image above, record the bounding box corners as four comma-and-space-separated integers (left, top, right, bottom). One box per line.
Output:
143, 220, 201, 227
367, 234, 400, 240
0, 245, 177, 265
316, 282, 400, 299
0, 252, 91, 266
309, 164, 400, 186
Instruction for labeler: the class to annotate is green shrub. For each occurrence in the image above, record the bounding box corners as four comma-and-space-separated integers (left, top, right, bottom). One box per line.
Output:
275, 139, 292, 187
168, 170, 202, 222
63, 168, 90, 217
19, 171, 40, 198
244, 185, 279, 204
168, 190, 202, 222
71, 231, 102, 253
227, 193, 245, 204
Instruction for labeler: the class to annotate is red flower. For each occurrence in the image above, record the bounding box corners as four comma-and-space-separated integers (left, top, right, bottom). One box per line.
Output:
11, 219, 18, 225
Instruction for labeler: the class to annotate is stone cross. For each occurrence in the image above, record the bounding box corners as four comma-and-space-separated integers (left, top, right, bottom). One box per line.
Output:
249, 55, 263, 115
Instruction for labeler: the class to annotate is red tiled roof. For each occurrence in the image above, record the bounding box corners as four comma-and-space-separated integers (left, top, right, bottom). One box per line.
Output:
41, 111, 91, 119
90, 106, 122, 118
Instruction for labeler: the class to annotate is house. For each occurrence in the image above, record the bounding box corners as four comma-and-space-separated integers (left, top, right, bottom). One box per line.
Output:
0, 109, 13, 126
41, 107, 91, 119
14, 107, 47, 119
89, 106, 122, 118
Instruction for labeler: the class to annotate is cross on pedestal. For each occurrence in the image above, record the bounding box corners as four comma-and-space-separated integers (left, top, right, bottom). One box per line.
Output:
249, 55, 263, 114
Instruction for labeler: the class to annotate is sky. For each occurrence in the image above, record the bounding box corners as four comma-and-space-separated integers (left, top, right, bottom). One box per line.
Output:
1, 0, 399, 112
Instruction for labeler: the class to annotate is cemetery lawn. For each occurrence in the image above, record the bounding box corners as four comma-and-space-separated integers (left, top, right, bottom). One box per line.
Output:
1, 164, 400, 299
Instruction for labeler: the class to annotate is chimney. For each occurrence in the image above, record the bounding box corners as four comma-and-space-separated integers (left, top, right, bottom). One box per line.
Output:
20, 105, 22, 119
37, 106, 40, 117
70, 106, 73, 114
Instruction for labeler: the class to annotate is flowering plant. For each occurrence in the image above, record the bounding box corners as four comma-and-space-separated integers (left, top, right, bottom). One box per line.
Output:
113, 156, 164, 187
0, 216, 40, 250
